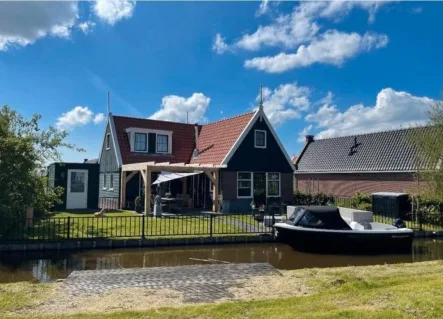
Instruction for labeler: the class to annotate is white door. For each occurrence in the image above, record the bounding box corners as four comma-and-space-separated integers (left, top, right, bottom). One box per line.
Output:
66, 169, 88, 209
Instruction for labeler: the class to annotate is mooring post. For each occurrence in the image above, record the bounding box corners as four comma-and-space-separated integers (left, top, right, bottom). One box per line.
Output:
141, 214, 145, 239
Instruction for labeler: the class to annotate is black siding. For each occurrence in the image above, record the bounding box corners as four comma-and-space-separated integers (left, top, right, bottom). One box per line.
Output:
48, 162, 99, 210
226, 118, 293, 173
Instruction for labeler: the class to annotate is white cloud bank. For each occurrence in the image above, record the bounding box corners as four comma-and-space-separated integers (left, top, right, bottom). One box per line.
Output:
150, 93, 211, 124
93, 0, 136, 25
245, 30, 388, 73
56, 106, 105, 130
258, 83, 311, 127
305, 88, 435, 139
215, 1, 390, 73
0, 2, 78, 51
212, 33, 230, 55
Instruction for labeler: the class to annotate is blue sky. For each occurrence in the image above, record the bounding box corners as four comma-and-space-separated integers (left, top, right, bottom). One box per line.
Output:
1, 1, 442, 163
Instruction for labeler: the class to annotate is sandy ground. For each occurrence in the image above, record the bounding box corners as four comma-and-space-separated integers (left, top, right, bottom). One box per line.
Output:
10, 271, 314, 316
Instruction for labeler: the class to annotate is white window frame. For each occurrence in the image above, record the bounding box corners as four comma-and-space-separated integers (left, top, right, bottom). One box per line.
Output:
237, 172, 253, 198
156, 133, 169, 154
103, 173, 107, 190
266, 172, 281, 197
134, 132, 148, 152
106, 133, 111, 150
254, 130, 267, 149
126, 128, 172, 154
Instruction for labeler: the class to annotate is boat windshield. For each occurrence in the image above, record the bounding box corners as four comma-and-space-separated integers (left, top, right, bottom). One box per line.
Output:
288, 207, 305, 223
298, 211, 325, 228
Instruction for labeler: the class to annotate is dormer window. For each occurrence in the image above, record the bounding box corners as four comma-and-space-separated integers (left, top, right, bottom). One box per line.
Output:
255, 130, 266, 148
134, 133, 147, 152
156, 134, 169, 153
106, 133, 111, 150
127, 128, 172, 154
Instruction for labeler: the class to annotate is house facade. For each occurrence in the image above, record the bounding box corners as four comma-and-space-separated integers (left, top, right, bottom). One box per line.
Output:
294, 127, 430, 197
98, 105, 294, 212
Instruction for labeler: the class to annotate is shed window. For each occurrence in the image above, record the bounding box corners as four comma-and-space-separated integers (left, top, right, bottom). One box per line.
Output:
156, 134, 169, 153
255, 130, 266, 148
267, 172, 280, 197
106, 133, 110, 150
110, 174, 114, 190
103, 174, 107, 189
237, 172, 252, 198
134, 133, 147, 151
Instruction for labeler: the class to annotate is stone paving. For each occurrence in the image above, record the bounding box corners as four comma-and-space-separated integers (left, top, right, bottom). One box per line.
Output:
62, 263, 279, 303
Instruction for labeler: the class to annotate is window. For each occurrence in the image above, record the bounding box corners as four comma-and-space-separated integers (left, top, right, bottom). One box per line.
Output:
237, 172, 252, 198
255, 130, 266, 148
103, 174, 107, 190
298, 211, 324, 228
106, 133, 110, 150
267, 172, 280, 197
110, 174, 114, 190
70, 172, 85, 193
134, 133, 147, 151
156, 134, 169, 153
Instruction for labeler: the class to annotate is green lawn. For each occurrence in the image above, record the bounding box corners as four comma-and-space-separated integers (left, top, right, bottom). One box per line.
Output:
2, 261, 443, 318
19, 211, 248, 240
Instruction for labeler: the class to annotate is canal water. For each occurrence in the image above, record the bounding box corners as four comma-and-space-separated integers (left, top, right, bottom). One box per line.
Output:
1, 239, 442, 283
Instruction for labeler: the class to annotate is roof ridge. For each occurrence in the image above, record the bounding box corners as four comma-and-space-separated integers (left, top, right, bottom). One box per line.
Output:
203, 110, 257, 126
312, 125, 432, 142
112, 114, 198, 126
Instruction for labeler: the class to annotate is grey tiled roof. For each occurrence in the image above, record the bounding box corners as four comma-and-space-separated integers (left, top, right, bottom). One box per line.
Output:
296, 127, 434, 172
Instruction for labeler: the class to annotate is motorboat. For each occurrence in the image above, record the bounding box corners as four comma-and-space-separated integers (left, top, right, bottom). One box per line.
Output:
273, 206, 413, 254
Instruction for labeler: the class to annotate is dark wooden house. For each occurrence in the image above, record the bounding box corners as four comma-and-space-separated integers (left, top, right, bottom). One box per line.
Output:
98, 103, 294, 212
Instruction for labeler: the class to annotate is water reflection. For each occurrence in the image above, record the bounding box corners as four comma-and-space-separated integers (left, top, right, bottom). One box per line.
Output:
0, 239, 442, 283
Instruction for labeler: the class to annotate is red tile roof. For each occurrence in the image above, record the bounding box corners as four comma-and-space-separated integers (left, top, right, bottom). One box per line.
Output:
112, 111, 255, 166
191, 111, 256, 165
113, 115, 196, 165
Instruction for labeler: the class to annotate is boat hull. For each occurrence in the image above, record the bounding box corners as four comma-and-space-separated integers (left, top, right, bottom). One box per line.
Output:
274, 225, 413, 254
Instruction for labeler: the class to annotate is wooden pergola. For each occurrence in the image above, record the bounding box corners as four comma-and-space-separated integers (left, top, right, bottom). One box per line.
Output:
120, 162, 226, 214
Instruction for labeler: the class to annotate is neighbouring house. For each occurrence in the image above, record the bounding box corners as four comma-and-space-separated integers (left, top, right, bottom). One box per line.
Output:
293, 127, 433, 197
47, 160, 99, 210
98, 103, 294, 213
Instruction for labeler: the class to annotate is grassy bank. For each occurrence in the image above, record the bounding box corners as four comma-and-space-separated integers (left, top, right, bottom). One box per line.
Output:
2, 260, 443, 318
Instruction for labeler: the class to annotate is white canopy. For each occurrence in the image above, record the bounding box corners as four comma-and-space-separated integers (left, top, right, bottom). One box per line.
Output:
152, 171, 203, 185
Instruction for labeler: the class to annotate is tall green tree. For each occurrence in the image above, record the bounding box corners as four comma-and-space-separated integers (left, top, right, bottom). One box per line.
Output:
0, 106, 82, 219
412, 100, 443, 201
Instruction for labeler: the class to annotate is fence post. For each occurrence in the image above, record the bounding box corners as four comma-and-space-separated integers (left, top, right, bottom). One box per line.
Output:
209, 214, 213, 238
67, 217, 71, 240
141, 214, 145, 239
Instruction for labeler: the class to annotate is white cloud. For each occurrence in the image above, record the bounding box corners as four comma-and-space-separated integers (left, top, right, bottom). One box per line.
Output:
56, 106, 104, 130
78, 21, 96, 34
305, 88, 435, 139
318, 91, 334, 105
93, 113, 106, 124
93, 0, 136, 25
257, 83, 311, 127
244, 30, 388, 73
298, 125, 313, 143
212, 33, 230, 54
256, 0, 269, 17
0, 2, 78, 51
150, 93, 211, 124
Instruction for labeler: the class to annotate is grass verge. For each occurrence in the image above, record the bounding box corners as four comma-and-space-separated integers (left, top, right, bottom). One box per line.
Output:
2, 260, 443, 318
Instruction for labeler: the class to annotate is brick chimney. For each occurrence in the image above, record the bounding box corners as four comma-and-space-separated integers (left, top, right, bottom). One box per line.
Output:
305, 135, 314, 144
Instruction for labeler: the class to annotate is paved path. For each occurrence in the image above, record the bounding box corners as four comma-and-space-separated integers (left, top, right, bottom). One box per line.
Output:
62, 263, 278, 302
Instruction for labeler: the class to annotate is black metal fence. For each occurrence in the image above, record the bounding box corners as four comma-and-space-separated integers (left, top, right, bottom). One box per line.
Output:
0, 213, 273, 242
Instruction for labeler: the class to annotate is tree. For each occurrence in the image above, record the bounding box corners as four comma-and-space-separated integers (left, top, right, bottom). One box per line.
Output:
0, 106, 82, 220
411, 100, 443, 201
